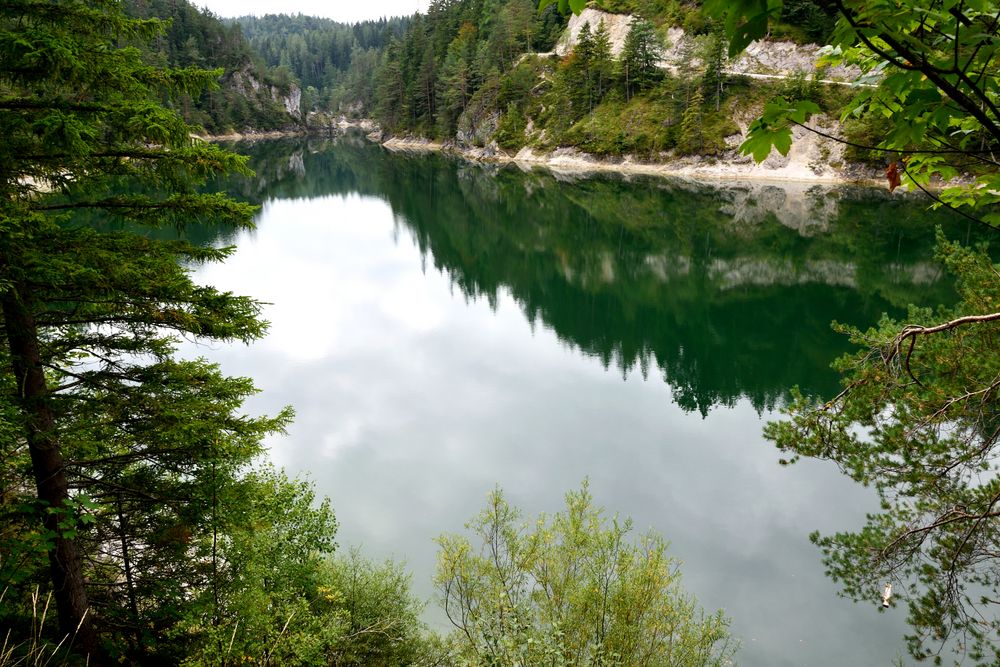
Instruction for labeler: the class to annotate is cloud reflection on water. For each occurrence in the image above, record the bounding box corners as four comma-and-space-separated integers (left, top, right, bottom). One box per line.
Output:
185, 191, 912, 667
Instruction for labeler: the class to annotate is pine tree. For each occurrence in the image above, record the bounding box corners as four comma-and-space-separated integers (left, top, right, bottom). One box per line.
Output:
0, 0, 278, 660
678, 84, 706, 154
701, 22, 727, 112
567, 21, 595, 114
375, 39, 408, 131
436, 22, 478, 135
591, 20, 614, 105
620, 18, 662, 101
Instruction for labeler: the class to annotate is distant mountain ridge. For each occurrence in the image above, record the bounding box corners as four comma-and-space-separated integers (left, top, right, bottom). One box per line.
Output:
232, 13, 411, 118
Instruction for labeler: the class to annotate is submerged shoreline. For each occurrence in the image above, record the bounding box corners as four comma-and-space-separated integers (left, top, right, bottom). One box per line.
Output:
196, 129, 306, 142
380, 135, 885, 187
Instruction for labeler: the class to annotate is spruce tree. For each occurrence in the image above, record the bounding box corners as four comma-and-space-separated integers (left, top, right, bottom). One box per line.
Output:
701, 22, 727, 112
678, 85, 705, 154
591, 20, 614, 105
0, 0, 278, 660
568, 21, 594, 114
620, 18, 662, 100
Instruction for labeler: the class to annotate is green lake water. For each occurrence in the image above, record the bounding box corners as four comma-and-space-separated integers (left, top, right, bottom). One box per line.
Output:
186, 135, 983, 666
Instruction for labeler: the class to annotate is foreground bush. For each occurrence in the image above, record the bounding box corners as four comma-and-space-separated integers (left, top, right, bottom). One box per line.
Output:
435, 482, 737, 666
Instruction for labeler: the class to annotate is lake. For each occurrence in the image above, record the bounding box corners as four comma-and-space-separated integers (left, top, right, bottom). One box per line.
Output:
185, 135, 977, 666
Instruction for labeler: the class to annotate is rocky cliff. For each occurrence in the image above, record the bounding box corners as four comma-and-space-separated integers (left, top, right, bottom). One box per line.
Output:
558, 8, 859, 81
227, 66, 303, 128
439, 8, 876, 184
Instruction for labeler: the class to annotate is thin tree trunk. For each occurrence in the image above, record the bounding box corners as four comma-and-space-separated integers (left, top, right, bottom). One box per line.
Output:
116, 494, 140, 658
0, 281, 103, 662
117, 494, 139, 621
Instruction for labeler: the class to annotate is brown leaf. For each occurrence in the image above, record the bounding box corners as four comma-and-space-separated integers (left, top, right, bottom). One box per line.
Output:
886, 161, 902, 192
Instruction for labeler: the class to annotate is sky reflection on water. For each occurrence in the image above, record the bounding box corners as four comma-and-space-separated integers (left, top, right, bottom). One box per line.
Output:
184, 185, 917, 666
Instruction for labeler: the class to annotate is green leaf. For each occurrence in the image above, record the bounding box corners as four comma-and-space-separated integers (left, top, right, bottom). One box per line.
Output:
740, 121, 793, 162
739, 97, 815, 163
788, 100, 820, 124
77, 494, 99, 510
705, 0, 783, 57
731, 13, 770, 55
771, 128, 793, 156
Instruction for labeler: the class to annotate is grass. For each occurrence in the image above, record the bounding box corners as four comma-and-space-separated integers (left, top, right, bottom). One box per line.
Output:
0, 588, 86, 667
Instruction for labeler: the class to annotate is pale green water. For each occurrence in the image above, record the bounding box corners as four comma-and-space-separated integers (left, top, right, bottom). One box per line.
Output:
187, 136, 981, 666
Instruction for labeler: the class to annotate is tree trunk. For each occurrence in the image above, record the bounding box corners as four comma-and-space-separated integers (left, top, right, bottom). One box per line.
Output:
116, 494, 139, 621
0, 282, 103, 662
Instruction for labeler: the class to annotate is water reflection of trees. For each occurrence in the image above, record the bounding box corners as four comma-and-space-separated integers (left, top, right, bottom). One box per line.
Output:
232, 137, 976, 415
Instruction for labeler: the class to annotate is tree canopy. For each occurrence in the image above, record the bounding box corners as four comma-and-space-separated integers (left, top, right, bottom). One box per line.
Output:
0, 1, 392, 663
1, 0, 264, 657
766, 238, 1000, 664
435, 482, 737, 666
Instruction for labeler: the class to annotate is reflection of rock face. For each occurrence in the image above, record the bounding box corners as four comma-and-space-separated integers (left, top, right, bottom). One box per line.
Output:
643, 254, 691, 281
287, 151, 305, 178
888, 262, 943, 285
710, 258, 856, 289
717, 182, 839, 236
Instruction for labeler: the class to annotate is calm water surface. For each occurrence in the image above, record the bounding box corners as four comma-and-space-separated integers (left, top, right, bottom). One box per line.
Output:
185, 137, 979, 666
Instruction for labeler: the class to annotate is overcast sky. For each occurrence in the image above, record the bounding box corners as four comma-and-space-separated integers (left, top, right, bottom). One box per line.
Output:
195, 0, 429, 23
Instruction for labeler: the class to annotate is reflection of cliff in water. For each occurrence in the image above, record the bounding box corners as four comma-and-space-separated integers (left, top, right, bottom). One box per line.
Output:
231, 137, 981, 415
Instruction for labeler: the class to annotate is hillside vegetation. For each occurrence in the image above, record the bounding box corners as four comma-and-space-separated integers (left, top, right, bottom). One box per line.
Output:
235, 14, 410, 114
121, 0, 886, 168
124, 0, 304, 132
225, 0, 880, 170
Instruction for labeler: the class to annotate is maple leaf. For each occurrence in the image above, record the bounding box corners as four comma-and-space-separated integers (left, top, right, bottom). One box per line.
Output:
886, 161, 902, 192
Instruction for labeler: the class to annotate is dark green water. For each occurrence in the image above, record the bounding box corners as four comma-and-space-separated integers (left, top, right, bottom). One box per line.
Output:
189, 135, 982, 666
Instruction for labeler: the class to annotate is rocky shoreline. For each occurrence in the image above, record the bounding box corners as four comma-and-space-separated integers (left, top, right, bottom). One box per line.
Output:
380, 133, 884, 187
196, 117, 888, 188
197, 129, 305, 142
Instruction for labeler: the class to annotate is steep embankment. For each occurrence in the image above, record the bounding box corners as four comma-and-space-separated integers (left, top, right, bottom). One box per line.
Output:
376, 7, 878, 184
124, 0, 303, 134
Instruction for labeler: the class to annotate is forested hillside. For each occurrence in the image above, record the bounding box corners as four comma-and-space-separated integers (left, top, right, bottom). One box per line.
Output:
224, 0, 870, 167
115, 0, 856, 151
236, 14, 410, 114
124, 0, 303, 132
353, 0, 848, 156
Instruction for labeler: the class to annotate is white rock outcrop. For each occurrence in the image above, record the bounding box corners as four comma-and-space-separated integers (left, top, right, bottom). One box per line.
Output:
555, 8, 635, 56
280, 85, 301, 116
555, 8, 860, 82
229, 66, 302, 120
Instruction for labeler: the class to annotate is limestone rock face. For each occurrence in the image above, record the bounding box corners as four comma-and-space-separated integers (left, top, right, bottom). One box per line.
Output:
280, 86, 301, 117
556, 9, 860, 82
555, 8, 634, 56
228, 65, 302, 124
